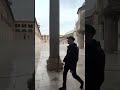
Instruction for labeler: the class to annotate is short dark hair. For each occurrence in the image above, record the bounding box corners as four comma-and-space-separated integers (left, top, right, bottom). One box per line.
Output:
67, 36, 75, 41
85, 24, 96, 36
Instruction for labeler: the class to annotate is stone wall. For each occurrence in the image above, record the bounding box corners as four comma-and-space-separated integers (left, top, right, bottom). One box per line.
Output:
0, 41, 34, 90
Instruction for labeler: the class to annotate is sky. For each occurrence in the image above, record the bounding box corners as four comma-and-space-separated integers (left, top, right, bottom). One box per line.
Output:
35, 0, 85, 35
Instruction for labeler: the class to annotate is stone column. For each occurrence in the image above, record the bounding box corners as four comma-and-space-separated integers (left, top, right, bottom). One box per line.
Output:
104, 15, 118, 53
47, 0, 63, 71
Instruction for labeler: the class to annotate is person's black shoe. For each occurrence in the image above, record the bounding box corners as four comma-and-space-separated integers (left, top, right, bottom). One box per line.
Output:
59, 87, 66, 90
80, 82, 84, 89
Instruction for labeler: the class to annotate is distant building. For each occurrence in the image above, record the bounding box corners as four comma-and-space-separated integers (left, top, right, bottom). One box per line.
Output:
0, 0, 15, 40
59, 35, 64, 43
60, 30, 74, 44
75, 2, 85, 49
35, 20, 42, 43
10, 0, 41, 40
14, 21, 34, 40
41, 35, 49, 43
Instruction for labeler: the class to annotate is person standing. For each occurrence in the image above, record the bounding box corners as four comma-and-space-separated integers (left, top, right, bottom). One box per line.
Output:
59, 36, 84, 90
85, 24, 105, 90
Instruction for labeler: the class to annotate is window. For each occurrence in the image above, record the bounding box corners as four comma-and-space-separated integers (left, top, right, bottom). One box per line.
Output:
21, 24, 27, 28
18, 24, 20, 27
28, 24, 33, 28
15, 24, 20, 28
15, 24, 17, 27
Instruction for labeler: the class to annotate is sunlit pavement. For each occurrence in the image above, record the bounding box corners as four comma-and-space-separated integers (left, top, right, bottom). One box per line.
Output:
35, 42, 85, 90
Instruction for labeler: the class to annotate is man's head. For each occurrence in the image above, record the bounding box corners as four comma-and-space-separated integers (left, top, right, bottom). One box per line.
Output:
67, 36, 75, 44
85, 24, 96, 42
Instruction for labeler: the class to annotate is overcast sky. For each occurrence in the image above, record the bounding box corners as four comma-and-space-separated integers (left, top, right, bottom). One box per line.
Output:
35, 0, 85, 35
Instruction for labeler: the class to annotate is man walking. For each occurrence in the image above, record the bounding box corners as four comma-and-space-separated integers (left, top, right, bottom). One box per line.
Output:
59, 36, 84, 90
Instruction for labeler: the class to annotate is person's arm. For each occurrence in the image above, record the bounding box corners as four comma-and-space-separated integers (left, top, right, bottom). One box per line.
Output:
70, 47, 79, 65
63, 48, 68, 62
63, 55, 67, 62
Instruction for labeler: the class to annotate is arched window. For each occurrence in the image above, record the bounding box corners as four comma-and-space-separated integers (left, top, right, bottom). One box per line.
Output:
15, 24, 20, 28
21, 24, 27, 28
28, 24, 33, 28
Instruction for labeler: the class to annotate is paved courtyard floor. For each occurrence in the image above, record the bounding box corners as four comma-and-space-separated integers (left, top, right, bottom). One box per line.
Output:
35, 43, 85, 90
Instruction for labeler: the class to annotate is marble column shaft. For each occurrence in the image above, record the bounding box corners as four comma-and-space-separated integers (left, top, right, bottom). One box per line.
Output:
47, 0, 63, 71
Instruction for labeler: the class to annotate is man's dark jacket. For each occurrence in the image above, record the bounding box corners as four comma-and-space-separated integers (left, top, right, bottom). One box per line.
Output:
63, 43, 79, 67
86, 39, 105, 88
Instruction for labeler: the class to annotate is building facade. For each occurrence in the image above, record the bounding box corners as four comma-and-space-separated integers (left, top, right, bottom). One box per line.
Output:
60, 30, 74, 44
76, 3, 85, 49
41, 35, 49, 43
0, 0, 14, 40
35, 20, 42, 43
14, 19, 42, 41
14, 21, 34, 40
10, 0, 38, 40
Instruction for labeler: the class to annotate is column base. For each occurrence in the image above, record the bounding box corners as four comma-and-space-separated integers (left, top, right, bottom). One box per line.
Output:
46, 57, 63, 72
